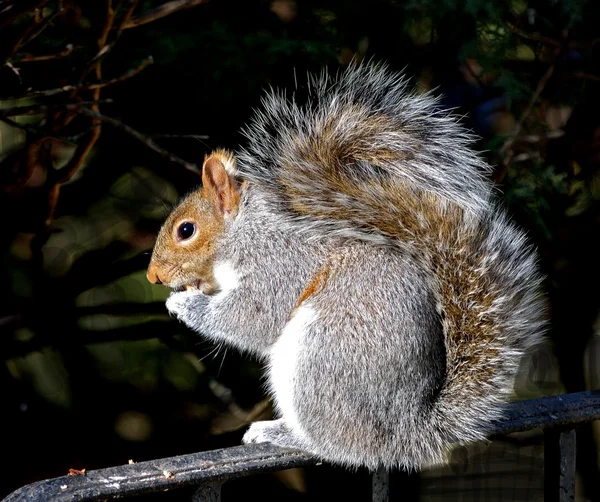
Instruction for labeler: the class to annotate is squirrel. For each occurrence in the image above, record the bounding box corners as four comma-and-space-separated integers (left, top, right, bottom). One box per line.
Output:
146, 62, 548, 472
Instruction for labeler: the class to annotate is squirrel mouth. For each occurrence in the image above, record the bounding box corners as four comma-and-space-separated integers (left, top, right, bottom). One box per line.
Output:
172, 281, 201, 293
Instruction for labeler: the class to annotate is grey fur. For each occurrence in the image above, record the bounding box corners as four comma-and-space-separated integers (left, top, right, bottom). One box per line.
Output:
165, 62, 548, 472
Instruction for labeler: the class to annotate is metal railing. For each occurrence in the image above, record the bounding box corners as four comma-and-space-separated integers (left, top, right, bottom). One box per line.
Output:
3, 390, 600, 502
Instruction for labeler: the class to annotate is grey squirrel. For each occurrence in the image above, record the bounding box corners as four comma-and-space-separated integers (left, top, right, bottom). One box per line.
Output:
146, 62, 547, 472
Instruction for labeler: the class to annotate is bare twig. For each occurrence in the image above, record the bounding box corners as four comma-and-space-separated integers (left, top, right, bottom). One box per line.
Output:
33, 127, 102, 251
499, 63, 556, 156
80, 0, 139, 82
495, 61, 556, 183
0, 114, 46, 136
0, 0, 52, 31
512, 151, 542, 163
153, 133, 209, 140
563, 71, 600, 82
0, 100, 113, 117
29, 0, 121, 257
78, 0, 118, 82
52, 0, 118, 130
55, 128, 102, 185
6, 320, 185, 359
493, 27, 570, 184
75, 302, 169, 317
505, 22, 562, 47
52, 0, 119, 184
494, 28, 568, 184
18, 4, 67, 49
0, 113, 93, 144
1, 1, 55, 62
4, 56, 154, 99
6, 3, 71, 62
42, 182, 61, 227
13, 43, 74, 62
76, 106, 200, 174
504, 22, 594, 49
122, 0, 208, 29
519, 131, 565, 143
0, 137, 52, 195
115, 0, 140, 34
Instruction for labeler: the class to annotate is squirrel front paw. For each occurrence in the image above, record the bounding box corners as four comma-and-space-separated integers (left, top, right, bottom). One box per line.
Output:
165, 290, 209, 329
242, 419, 306, 450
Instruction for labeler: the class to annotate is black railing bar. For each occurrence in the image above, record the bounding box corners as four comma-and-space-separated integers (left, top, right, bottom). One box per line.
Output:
3, 390, 600, 502
2, 443, 317, 502
421, 469, 545, 486
543, 426, 576, 502
489, 390, 600, 437
372, 466, 390, 502
192, 481, 223, 502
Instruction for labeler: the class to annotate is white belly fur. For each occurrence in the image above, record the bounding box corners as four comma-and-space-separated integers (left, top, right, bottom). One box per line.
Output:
268, 304, 317, 437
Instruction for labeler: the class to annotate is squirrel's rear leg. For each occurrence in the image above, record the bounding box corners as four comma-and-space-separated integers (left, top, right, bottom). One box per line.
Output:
242, 419, 305, 449
241, 304, 316, 451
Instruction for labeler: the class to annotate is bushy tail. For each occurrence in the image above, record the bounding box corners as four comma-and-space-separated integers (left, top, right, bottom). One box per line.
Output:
237, 62, 494, 222
235, 61, 548, 460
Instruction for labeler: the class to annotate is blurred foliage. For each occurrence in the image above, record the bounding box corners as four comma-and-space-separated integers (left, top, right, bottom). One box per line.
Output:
0, 0, 599, 500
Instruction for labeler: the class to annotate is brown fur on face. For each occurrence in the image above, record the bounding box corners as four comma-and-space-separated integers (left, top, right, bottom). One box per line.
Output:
146, 150, 242, 295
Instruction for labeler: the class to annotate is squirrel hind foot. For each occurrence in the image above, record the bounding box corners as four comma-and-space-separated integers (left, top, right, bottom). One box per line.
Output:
242, 419, 308, 452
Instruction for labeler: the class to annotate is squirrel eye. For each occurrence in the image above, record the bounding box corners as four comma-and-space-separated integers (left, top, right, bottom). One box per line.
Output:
177, 222, 196, 241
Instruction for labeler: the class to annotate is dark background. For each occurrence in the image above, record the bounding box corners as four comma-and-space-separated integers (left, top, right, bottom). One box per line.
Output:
1, 0, 599, 500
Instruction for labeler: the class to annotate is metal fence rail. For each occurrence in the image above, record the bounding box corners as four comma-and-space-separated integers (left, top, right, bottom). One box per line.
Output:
4, 390, 600, 502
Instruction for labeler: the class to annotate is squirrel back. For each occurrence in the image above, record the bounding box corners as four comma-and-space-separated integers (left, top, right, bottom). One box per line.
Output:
231, 62, 548, 443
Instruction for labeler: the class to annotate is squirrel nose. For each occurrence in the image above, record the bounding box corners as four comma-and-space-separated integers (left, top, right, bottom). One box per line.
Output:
146, 263, 163, 285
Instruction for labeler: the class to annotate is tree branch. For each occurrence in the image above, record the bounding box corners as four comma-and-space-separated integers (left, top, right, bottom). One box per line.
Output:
76, 106, 201, 174
504, 22, 592, 49
1, 0, 56, 62
2, 56, 153, 99
0, 0, 52, 31
5, 320, 188, 359
563, 71, 600, 82
153, 133, 209, 140
505, 22, 561, 47
13, 43, 74, 63
0, 100, 113, 117
79, 0, 139, 82
0, 114, 47, 136
29, 0, 122, 258
17, 4, 67, 49
121, 0, 208, 29
76, 302, 169, 317
500, 63, 556, 156
495, 59, 557, 182
55, 127, 102, 184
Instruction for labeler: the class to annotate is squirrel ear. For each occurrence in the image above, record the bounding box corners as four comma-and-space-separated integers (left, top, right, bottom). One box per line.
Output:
202, 153, 241, 220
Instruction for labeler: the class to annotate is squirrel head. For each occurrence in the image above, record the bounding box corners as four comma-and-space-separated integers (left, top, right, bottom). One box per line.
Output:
146, 149, 242, 295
